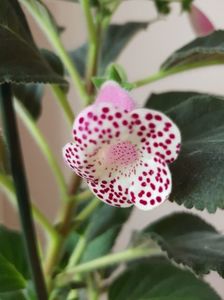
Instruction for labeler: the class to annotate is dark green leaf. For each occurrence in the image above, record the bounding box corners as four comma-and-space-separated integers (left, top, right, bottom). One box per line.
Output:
0, 226, 30, 279
146, 91, 224, 212
70, 22, 148, 77
100, 22, 148, 74
0, 254, 26, 293
161, 31, 224, 71
86, 203, 132, 241
0, 0, 66, 84
0, 291, 27, 300
109, 257, 221, 300
143, 212, 224, 277
12, 49, 66, 120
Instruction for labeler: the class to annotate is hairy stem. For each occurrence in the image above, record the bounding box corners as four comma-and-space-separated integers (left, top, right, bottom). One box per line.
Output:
132, 61, 224, 88
0, 84, 48, 300
56, 247, 161, 287
51, 85, 74, 126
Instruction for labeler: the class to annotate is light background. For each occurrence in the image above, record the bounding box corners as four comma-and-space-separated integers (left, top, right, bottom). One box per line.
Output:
0, 0, 224, 298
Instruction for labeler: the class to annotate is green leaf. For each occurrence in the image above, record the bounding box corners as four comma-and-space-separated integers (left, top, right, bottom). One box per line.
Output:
146, 91, 224, 212
12, 49, 66, 120
0, 0, 66, 84
99, 22, 148, 75
86, 203, 132, 241
143, 212, 224, 277
0, 291, 27, 300
109, 257, 221, 300
70, 22, 148, 77
0, 226, 30, 279
0, 254, 26, 293
81, 226, 121, 263
161, 31, 224, 71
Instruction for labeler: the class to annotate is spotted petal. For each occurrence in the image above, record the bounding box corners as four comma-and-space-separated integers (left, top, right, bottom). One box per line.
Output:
95, 80, 136, 112
129, 157, 172, 211
63, 103, 131, 180
88, 177, 133, 208
129, 109, 181, 163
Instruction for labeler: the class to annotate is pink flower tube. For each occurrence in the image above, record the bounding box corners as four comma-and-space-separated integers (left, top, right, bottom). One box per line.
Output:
189, 4, 215, 37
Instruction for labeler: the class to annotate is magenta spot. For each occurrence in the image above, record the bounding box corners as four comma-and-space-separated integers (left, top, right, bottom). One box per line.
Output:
132, 113, 139, 119
146, 113, 153, 120
115, 112, 122, 118
156, 196, 162, 202
169, 133, 175, 139
166, 139, 171, 144
79, 117, 84, 124
102, 107, 110, 113
150, 199, 155, 205
155, 115, 162, 121
122, 120, 128, 126
87, 112, 93, 118
150, 183, 156, 190
139, 199, 147, 206
146, 192, 151, 197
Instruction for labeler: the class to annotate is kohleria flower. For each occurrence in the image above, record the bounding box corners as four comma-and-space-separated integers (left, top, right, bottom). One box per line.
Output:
189, 4, 214, 37
63, 81, 181, 211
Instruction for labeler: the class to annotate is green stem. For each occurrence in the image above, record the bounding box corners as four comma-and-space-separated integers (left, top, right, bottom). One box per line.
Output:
76, 197, 99, 222
19, 0, 90, 104
51, 85, 74, 126
81, 0, 99, 96
67, 235, 87, 268
86, 274, 99, 300
15, 100, 69, 202
0, 173, 57, 239
133, 61, 224, 88
0, 84, 48, 300
56, 247, 161, 287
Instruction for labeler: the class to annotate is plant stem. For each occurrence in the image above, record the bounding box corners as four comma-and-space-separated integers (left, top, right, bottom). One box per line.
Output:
51, 85, 74, 126
67, 235, 87, 268
0, 173, 57, 239
133, 61, 224, 88
56, 247, 161, 287
86, 274, 99, 300
81, 0, 99, 96
76, 197, 99, 222
0, 84, 48, 300
15, 100, 70, 203
19, 0, 90, 104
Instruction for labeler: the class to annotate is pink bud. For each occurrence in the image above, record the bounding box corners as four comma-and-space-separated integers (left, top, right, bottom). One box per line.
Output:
95, 81, 136, 112
189, 4, 215, 37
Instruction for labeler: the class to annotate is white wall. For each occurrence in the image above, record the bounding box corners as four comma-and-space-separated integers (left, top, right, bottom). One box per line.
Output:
1, 0, 224, 297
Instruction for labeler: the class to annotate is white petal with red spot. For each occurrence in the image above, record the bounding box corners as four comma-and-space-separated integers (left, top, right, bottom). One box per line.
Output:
129, 109, 181, 164
128, 157, 171, 211
63, 84, 181, 211
88, 177, 133, 208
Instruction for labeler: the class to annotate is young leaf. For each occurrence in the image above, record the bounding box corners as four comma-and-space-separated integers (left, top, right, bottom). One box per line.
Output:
161, 31, 224, 71
69, 22, 148, 77
143, 212, 224, 277
109, 257, 221, 300
0, 0, 66, 84
146, 91, 224, 213
0, 254, 26, 293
